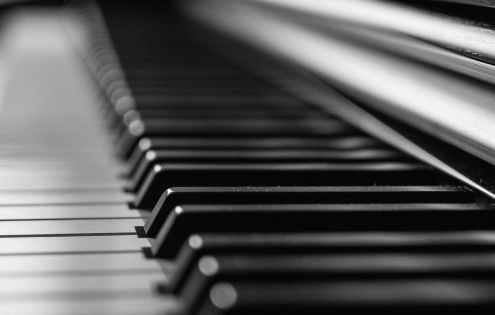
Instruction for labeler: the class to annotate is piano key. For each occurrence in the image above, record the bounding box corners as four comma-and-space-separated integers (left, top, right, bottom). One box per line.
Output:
0, 160, 122, 190
119, 107, 328, 121
119, 55, 247, 65
0, 274, 168, 302
132, 134, 386, 151
184, 253, 495, 283
126, 76, 272, 88
0, 296, 179, 315
130, 94, 308, 109
122, 118, 354, 136
0, 204, 142, 220
181, 255, 495, 315
126, 136, 387, 177
127, 148, 408, 192
134, 163, 438, 208
0, 235, 150, 255
0, 173, 123, 190
117, 118, 360, 158
152, 201, 494, 258
123, 71, 277, 85
0, 218, 144, 237
0, 190, 131, 206
144, 186, 474, 238
197, 280, 495, 315
0, 252, 162, 275
114, 107, 331, 136
172, 231, 495, 257
0, 148, 117, 161
117, 97, 304, 111
125, 68, 249, 81
0, 159, 119, 172
130, 87, 304, 99
139, 148, 402, 163
113, 108, 337, 139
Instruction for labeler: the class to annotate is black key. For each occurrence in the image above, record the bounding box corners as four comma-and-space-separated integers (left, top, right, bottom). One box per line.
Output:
126, 136, 387, 177
130, 86, 284, 97
117, 102, 307, 114
197, 279, 495, 315
117, 118, 359, 158
152, 202, 490, 258
114, 108, 330, 139
119, 107, 325, 122
144, 186, 473, 238
134, 163, 438, 209
127, 148, 408, 192
130, 94, 307, 110
181, 255, 495, 315
127, 76, 271, 89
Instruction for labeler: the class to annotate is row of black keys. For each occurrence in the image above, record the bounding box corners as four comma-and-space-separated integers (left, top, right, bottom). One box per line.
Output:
102, 18, 442, 210
90, 2, 493, 314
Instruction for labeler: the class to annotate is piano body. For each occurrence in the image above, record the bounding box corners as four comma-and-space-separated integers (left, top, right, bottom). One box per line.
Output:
1, 0, 495, 314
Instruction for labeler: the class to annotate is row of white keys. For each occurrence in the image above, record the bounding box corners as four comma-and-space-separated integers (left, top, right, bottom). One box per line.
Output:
0, 8, 173, 315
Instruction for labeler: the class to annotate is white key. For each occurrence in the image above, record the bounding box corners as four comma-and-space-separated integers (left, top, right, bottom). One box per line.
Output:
0, 252, 164, 275
0, 190, 132, 205
0, 296, 180, 315
0, 273, 166, 295
0, 235, 150, 254
0, 218, 145, 236
0, 204, 143, 220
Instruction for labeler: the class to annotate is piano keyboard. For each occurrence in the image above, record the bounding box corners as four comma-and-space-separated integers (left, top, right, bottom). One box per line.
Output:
0, 0, 494, 314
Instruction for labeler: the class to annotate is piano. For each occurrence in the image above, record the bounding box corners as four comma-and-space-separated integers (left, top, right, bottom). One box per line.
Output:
2, 0, 495, 314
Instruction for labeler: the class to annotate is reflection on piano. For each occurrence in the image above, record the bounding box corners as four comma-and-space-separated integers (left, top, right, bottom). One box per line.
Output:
2, 0, 495, 314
